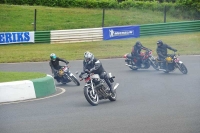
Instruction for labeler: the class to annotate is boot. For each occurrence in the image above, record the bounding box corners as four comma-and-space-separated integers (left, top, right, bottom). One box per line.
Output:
160, 62, 164, 69
55, 76, 61, 83
105, 79, 115, 95
109, 83, 115, 95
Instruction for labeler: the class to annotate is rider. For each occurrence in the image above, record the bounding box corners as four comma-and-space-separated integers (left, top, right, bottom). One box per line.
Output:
49, 53, 69, 82
82, 51, 114, 95
156, 40, 177, 69
131, 41, 148, 68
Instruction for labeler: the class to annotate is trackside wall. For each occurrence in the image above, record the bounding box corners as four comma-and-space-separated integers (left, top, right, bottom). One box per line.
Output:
0, 75, 56, 103
31, 75, 56, 98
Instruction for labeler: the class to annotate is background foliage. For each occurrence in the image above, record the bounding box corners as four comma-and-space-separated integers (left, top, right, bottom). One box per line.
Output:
1, 0, 199, 20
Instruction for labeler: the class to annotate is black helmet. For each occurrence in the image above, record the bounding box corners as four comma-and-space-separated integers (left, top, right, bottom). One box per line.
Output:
136, 41, 142, 48
157, 40, 163, 46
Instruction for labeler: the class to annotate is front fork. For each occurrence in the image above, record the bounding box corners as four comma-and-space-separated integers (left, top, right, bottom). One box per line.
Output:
175, 61, 183, 69
90, 80, 96, 96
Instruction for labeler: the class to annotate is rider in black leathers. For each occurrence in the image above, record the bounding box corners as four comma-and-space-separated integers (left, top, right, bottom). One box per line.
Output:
49, 53, 69, 82
81, 51, 114, 94
131, 41, 147, 67
156, 40, 177, 69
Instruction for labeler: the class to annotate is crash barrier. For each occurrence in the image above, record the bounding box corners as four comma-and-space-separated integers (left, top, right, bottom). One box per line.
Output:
1, 20, 199, 44
140, 20, 200, 36
35, 31, 50, 43
51, 28, 103, 44
0, 75, 56, 103
49, 20, 200, 43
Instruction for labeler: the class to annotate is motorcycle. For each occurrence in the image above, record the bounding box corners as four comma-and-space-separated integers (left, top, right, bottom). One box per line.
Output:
124, 49, 158, 70
155, 52, 188, 74
54, 66, 80, 86
79, 71, 119, 106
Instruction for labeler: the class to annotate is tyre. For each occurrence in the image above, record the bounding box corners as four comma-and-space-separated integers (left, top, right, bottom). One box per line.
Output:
144, 62, 150, 69
84, 86, 99, 106
61, 82, 66, 84
126, 59, 138, 70
164, 70, 169, 73
178, 63, 188, 74
70, 75, 80, 86
129, 66, 138, 70
108, 89, 117, 101
150, 60, 159, 70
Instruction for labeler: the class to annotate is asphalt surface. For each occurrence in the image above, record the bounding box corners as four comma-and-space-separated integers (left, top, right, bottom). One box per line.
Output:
0, 56, 200, 133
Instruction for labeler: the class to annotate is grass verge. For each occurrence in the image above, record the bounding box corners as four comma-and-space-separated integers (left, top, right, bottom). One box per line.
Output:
0, 72, 46, 83
0, 32, 200, 63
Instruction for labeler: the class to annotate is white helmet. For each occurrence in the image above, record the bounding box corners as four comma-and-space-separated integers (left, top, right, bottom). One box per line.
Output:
84, 51, 94, 64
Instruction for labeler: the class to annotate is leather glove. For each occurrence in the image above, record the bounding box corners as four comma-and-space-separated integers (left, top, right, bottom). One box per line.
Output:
56, 70, 59, 74
79, 73, 82, 78
90, 68, 95, 73
84, 69, 89, 73
173, 49, 177, 52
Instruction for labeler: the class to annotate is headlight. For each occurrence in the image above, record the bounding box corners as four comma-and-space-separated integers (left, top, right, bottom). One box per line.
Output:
81, 73, 88, 79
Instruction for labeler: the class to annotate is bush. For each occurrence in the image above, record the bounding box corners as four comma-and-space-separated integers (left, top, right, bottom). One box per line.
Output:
1, 0, 199, 19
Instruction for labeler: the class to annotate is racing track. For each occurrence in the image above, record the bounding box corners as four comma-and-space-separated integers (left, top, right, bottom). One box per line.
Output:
0, 56, 200, 133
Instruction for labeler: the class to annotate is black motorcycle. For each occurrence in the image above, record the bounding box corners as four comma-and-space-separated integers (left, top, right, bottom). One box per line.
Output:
79, 71, 119, 106
55, 66, 80, 86
155, 52, 188, 74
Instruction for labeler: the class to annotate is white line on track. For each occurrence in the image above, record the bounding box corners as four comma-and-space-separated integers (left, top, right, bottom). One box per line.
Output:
0, 87, 65, 106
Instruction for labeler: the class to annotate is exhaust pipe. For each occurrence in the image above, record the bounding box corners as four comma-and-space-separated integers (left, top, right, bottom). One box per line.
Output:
125, 64, 132, 67
125, 64, 137, 69
114, 83, 119, 90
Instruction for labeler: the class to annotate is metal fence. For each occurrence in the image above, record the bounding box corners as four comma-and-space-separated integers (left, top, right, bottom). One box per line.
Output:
33, 20, 200, 44
0, 5, 199, 32
140, 20, 200, 36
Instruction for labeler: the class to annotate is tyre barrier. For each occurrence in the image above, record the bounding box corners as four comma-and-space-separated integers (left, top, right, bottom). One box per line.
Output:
0, 75, 56, 103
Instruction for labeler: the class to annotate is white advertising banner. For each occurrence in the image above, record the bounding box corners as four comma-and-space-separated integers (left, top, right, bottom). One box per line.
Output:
0, 31, 35, 45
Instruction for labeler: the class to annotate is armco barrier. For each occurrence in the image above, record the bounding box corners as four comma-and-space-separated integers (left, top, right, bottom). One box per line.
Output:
140, 20, 200, 36
35, 31, 50, 43
0, 75, 56, 103
3, 20, 199, 44
51, 28, 103, 44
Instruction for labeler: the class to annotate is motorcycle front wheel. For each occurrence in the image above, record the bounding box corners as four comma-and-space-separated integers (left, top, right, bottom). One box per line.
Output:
150, 60, 159, 70
178, 63, 188, 74
84, 86, 99, 106
70, 74, 80, 86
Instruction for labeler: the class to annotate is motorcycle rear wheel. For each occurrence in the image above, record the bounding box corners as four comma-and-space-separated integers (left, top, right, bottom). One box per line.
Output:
129, 66, 138, 70
164, 70, 169, 73
108, 89, 117, 101
84, 87, 99, 106
151, 60, 159, 70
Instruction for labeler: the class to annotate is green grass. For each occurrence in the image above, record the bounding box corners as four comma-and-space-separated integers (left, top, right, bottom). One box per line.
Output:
0, 32, 200, 63
0, 72, 46, 83
0, 4, 190, 32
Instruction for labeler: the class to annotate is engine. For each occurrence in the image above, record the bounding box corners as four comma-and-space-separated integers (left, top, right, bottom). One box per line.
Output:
94, 79, 109, 99
167, 63, 175, 71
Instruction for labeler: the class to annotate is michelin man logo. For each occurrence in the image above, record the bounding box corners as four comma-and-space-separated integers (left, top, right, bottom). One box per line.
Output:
109, 29, 134, 38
